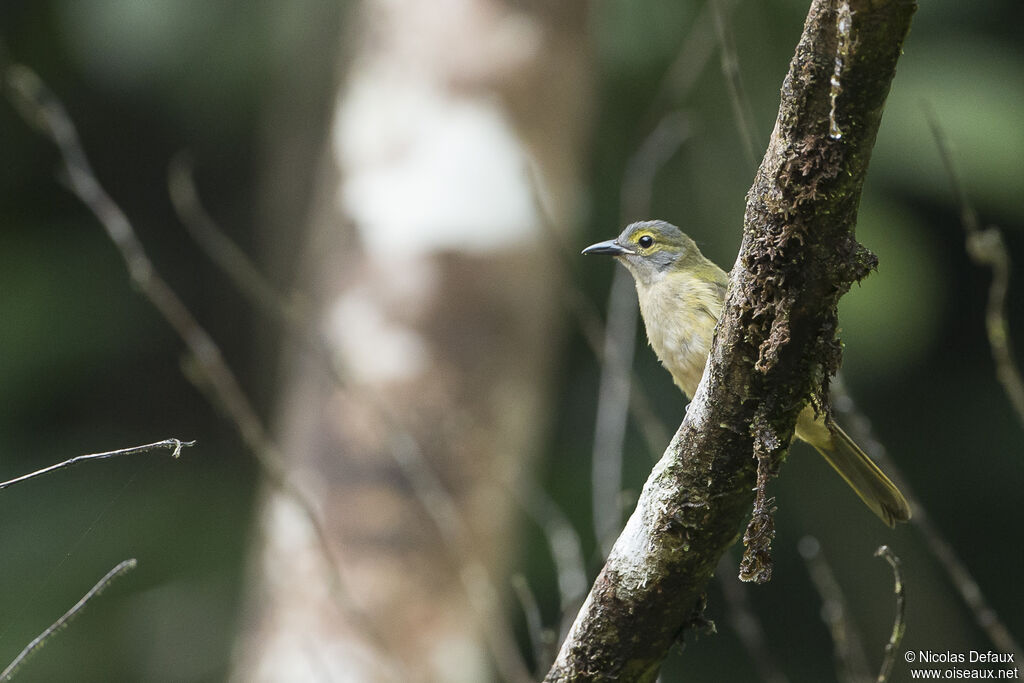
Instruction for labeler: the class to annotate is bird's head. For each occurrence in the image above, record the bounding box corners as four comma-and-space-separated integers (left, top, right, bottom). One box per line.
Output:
582, 220, 703, 286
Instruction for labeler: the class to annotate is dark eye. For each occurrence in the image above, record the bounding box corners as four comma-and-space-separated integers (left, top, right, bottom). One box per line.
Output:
638, 234, 654, 248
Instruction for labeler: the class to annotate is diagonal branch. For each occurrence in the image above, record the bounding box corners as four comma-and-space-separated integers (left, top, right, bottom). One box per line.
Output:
1, 559, 138, 680
3, 62, 402, 671
545, 0, 917, 680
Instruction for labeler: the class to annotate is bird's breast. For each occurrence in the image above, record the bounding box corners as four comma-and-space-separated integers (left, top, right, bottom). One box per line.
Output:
637, 275, 722, 399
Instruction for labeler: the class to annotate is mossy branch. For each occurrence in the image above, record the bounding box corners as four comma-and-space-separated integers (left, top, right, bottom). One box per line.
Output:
544, 0, 916, 680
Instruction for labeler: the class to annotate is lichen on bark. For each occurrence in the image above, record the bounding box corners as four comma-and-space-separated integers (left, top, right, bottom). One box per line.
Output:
545, 0, 916, 680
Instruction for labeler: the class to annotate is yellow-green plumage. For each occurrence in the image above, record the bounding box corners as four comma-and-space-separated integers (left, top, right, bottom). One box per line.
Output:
583, 220, 911, 527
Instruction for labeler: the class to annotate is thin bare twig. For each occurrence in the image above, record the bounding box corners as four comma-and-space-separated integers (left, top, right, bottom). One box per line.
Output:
8, 69, 393, 667
170, 154, 531, 681
526, 165, 670, 460
652, 0, 741, 115
387, 434, 533, 683
4, 65, 274, 478
591, 113, 693, 557
590, 268, 639, 557
620, 112, 692, 221
711, 0, 759, 168
0, 439, 193, 491
874, 545, 906, 683
925, 108, 1024, 429
555, 258, 671, 458
510, 574, 552, 677
798, 536, 871, 683
168, 152, 313, 329
3, 63, 398, 669
507, 478, 588, 625
832, 385, 1024, 665
1, 559, 137, 680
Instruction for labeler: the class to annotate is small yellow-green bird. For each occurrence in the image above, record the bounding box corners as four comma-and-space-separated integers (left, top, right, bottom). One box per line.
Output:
584, 220, 911, 527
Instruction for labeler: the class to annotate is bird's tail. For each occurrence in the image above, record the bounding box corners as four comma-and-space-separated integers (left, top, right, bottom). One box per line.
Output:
813, 423, 912, 527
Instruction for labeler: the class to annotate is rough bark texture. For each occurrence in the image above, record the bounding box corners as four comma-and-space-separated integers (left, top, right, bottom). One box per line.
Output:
544, 0, 916, 680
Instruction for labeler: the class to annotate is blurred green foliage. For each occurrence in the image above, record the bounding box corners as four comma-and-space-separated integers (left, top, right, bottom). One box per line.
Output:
1, 0, 1021, 681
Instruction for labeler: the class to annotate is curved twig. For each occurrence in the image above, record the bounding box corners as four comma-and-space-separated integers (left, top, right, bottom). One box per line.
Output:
1, 559, 137, 680
874, 545, 906, 683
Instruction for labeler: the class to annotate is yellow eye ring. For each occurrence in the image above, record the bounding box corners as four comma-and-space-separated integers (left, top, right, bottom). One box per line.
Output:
638, 234, 654, 248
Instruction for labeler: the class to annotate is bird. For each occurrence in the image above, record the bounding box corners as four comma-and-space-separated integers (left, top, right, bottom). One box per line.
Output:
583, 219, 911, 527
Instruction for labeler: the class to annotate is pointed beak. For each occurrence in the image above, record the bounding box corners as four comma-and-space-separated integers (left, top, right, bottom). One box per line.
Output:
581, 239, 633, 256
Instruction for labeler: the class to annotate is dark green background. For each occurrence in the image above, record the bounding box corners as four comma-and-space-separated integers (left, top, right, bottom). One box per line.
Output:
2, 1, 1021, 681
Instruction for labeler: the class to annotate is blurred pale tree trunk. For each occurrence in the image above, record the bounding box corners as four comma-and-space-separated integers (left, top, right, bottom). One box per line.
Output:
233, 1, 590, 680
